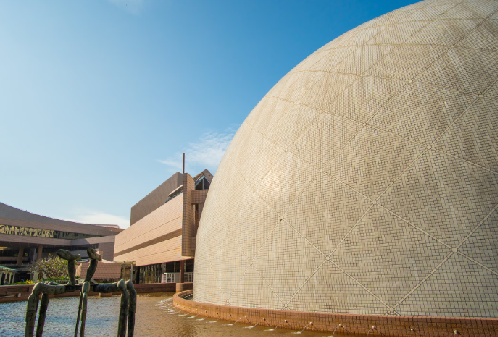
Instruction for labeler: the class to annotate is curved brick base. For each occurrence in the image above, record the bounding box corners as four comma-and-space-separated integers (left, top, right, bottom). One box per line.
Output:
173, 291, 498, 337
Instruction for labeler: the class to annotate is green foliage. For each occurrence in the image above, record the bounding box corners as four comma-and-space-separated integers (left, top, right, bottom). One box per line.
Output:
28, 253, 69, 280
42, 278, 70, 284
10, 280, 34, 285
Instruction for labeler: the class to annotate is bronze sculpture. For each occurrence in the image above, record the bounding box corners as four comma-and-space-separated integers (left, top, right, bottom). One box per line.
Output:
24, 248, 136, 337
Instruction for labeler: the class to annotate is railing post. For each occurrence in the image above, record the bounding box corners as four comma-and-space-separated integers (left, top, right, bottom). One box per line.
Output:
180, 260, 185, 284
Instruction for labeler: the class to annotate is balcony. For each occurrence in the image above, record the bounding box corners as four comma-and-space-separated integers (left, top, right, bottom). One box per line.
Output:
161, 272, 193, 283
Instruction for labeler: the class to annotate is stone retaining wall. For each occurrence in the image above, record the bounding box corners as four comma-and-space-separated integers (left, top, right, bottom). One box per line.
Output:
0, 283, 177, 303
134, 283, 176, 293
173, 291, 498, 337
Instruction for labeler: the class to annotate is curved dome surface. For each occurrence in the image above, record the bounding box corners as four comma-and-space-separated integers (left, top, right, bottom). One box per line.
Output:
194, 0, 498, 317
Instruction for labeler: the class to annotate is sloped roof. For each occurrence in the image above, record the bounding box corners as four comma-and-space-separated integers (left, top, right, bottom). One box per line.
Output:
0, 202, 122, 234
193, 169, 213, 183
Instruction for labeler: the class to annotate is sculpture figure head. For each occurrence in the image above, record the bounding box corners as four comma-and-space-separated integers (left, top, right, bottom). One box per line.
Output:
56, 249, 81, 262
87, 248, 102, 261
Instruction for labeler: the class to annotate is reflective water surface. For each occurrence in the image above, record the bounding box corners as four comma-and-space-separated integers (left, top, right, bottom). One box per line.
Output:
0, 293, 367, 336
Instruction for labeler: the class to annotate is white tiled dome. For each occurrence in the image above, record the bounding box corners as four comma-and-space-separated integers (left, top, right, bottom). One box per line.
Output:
194, 0, 498, 317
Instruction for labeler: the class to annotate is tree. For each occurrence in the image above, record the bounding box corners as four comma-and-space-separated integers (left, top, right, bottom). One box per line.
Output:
28, 254, 68, 280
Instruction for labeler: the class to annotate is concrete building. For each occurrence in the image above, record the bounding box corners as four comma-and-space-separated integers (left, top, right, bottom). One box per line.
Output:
194, 0, 498, 318
0, 202, 122, 283
114, 169, 212, 284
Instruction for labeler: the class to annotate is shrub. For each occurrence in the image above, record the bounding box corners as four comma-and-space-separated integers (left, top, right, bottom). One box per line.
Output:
28, 253, 68, 280
10, 280, 34, 285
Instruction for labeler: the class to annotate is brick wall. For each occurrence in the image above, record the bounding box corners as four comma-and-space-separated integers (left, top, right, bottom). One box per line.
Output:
174, 291, 498, 336
76, 261, 122, 280
130, 172, 183, 226
182, 174, 195, 257
191, 190, 208, 204
114, 195, 183, 266
97, 242, 115, 261
116, 236, 184, 267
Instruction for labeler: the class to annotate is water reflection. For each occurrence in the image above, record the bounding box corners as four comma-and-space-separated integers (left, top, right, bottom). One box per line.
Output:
0, 296, 118, 337
0, 292, 367, 336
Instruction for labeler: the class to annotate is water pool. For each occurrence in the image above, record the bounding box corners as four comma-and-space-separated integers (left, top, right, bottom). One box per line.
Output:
0, 293, 366, 336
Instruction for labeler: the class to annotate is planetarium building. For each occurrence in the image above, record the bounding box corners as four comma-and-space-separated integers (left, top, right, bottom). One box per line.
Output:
192, 0, 498, 323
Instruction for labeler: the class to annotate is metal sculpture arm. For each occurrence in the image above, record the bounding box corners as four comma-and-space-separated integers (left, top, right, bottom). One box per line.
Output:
56, 249, 81, 286
85, 248, 101, 282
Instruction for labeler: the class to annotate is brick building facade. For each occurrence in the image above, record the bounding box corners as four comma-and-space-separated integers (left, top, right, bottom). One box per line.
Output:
114, 170, 212, 284
0, 202, 122, 284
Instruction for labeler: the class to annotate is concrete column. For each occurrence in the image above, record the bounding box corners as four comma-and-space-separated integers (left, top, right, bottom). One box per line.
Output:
37, 245, 43, 261
30, 247, 36, 263
180, 260, 185, 283
17, 247, 25, 265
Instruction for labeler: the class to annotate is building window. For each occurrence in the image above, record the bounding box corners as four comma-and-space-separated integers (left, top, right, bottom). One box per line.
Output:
165, 189, 183, 204
195, 176, 210, 190
0, 224, 103, 240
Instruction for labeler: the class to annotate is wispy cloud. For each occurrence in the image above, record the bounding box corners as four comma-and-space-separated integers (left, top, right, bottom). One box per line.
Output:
66, 210, 130, 229
157, 159, 183, 171
106, 0, 145, 14
158, 126, 238, 175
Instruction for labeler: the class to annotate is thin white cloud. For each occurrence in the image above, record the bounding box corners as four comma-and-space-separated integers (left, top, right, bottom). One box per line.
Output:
157, 159, 183, 171
158, 126, 238, 175
66, 211, 130, 229
106, 0, 144, 14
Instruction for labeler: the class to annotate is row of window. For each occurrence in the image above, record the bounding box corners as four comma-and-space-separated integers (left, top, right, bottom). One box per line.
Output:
165, 189, 183, 204
0, 224, 103, 240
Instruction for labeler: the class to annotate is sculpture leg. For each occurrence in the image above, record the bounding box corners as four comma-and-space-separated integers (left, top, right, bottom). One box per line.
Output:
79, 292, 87, 337
79, 282, 90, 337
68, 260, 76, 285
126, 280, 136, 337
25, 282, 66, 337
25, 291, 40, 337
85, 258, 98, 282
117, 280, 129, 337
35, 293, 50, 337
74, 291, 83, 337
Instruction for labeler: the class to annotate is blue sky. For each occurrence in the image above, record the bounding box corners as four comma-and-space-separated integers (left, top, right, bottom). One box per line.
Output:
0, 0, 418, 228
